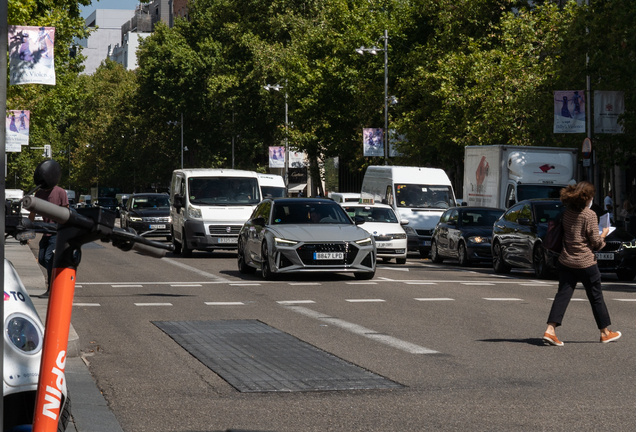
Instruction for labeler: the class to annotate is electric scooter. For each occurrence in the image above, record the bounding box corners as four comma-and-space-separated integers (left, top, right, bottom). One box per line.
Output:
16, 159, 172, 432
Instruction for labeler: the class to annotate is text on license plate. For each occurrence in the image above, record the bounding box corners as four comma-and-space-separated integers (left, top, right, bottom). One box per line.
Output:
218, 237, 238, 244
423, 241, 431, 246
595, 252, 614, 260
149, 224, 166, 229
314, 252, 344, 260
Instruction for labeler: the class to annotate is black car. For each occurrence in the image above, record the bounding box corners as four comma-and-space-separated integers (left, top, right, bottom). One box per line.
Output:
431, 207, 505, 266
491, 199, 636, 280
121, 193, 172, 241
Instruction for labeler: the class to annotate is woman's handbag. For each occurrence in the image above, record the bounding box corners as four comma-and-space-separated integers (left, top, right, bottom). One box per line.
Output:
544, 215, 564, 253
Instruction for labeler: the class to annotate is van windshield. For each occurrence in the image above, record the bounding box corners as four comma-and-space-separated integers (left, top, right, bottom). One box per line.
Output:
517, 185, 562, 201
188, 177, 261, 205
395, 184, 455, 209
261, 186, 286, 199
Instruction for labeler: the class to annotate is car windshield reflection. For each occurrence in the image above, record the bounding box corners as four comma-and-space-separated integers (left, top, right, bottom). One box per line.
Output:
272, 202, 352, 225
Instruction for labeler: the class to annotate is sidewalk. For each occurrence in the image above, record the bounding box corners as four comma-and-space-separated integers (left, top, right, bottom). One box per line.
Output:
6, 238, 124, 432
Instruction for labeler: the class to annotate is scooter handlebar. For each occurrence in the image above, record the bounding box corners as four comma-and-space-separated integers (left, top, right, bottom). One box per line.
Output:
22, 196, 71, 224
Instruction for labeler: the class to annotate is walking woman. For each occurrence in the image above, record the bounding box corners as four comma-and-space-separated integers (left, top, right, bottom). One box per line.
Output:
543, 181, 621, 346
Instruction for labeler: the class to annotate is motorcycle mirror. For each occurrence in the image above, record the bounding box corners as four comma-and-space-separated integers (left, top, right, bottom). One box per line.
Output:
33, 159, 62, 191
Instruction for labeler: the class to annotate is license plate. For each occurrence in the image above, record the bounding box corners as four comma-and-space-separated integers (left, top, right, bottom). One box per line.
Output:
314, 252, 344, 260
423, 241, 431, 246
149, 224, 166, 229
218, 237, 238, 244
378, 242, 393, 247
595, 252, 614, 260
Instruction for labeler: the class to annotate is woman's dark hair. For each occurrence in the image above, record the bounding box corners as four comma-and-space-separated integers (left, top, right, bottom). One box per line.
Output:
560, 181, 595, 210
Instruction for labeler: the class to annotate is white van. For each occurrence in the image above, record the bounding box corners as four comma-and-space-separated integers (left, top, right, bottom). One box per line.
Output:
361, 166, 457, 257
330, 192, 361, 204
170, 169, 261, 257
257, 173, 286, 199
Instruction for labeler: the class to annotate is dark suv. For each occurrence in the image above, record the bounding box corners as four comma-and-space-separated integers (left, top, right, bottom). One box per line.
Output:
121, 193, 172, 241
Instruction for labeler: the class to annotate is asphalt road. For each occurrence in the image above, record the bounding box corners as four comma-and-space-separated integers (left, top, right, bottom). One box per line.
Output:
68, 243, 636, 432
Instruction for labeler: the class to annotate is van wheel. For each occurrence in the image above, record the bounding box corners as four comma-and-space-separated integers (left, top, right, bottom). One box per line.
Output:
181, 231, 193, 258
172, 229, 181, 254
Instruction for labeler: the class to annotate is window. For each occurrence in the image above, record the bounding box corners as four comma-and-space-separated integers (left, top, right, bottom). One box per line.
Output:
395, 184, 455, 209
449, 209, 459, 223
504, 204, 524, 223
385, 186, 394, 206
505, 185, 516, 208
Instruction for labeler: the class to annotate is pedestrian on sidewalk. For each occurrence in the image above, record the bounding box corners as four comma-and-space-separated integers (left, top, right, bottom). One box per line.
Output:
543, 181, 621, 346
29, 185, 69, 297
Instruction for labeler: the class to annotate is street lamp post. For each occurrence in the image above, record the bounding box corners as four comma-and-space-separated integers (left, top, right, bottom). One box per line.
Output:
356, 29, 390, 165
264, 83, 289, 185
168, 113, 184, 169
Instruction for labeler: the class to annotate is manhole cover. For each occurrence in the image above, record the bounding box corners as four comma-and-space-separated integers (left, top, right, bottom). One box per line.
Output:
153, 320, 403, 392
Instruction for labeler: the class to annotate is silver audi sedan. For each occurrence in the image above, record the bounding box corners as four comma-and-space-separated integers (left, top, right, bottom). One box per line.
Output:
238, 198, 376, 280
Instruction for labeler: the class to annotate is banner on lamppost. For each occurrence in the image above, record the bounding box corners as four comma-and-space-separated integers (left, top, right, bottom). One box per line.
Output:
553, 90, 585, 133
269, 146, 285, 168
5, 110, 30, 151
8, 26, 56, 85
289, 149, 307, 168
363, 128, 384, 157
594, 91, 624, 134
389, 129, 407, 157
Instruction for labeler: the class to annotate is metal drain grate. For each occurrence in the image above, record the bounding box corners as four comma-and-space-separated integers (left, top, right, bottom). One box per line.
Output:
153, 319, 403, 393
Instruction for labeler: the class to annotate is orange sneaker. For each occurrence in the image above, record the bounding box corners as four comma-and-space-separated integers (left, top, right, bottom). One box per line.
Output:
543, 332, 564, 346
601, 330, 622, 344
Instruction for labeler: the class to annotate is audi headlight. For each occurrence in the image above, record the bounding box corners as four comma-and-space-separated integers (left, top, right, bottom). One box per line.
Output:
275, 237, 298, 247
130, 216, 142, 222
6, 313, 42, 354
187, 205, 202, 219
355, 237, 373, 246
392, 233, 407, 240
468, 236, 490, 244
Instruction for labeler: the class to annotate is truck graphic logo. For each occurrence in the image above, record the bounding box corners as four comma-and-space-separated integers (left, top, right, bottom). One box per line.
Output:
539, 164, 556, 173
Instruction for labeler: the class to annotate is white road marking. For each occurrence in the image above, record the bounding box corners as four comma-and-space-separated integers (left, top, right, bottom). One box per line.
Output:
461, 282, 495, 286
170, 284, 202, 287
285, 306, 438, 354
483, 298, 523, 301
405, 282, 437, 285
345, 299, 385, 303
162, 258, 231, 283
134, 303, 173, 306
276, 300, 316, 305
205, 302, 245, 306
548, 298, 588, 301
345, 282, 377, 285
614, 299, 636, 302
414, 298, 454, 301
229, 283, 261, 286
73, 303, 100, 307
111, 284, 143, 288
377, 266, 409, 272
288, 283, 321, 286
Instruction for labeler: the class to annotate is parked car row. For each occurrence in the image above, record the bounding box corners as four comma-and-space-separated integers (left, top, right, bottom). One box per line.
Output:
430, 199, 636, 281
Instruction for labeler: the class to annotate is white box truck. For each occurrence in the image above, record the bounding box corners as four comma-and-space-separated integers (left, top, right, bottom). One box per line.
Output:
170, 169, 262, 257
257, 173, 286, 198
361, 166, 457, 257
463, 145, 578, 209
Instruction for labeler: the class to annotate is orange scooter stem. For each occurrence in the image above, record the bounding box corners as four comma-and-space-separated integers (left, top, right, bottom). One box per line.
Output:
32, 267, 77, 432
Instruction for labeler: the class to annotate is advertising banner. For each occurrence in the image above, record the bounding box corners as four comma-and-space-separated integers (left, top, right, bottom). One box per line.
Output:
8, 26, 56, 85
6, 110, 30, 151
594, 91, 624, 134
289, 150, 307, 168
554, 90, 585, 133
363, 128, 384, 157
269, 146, 285, 168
